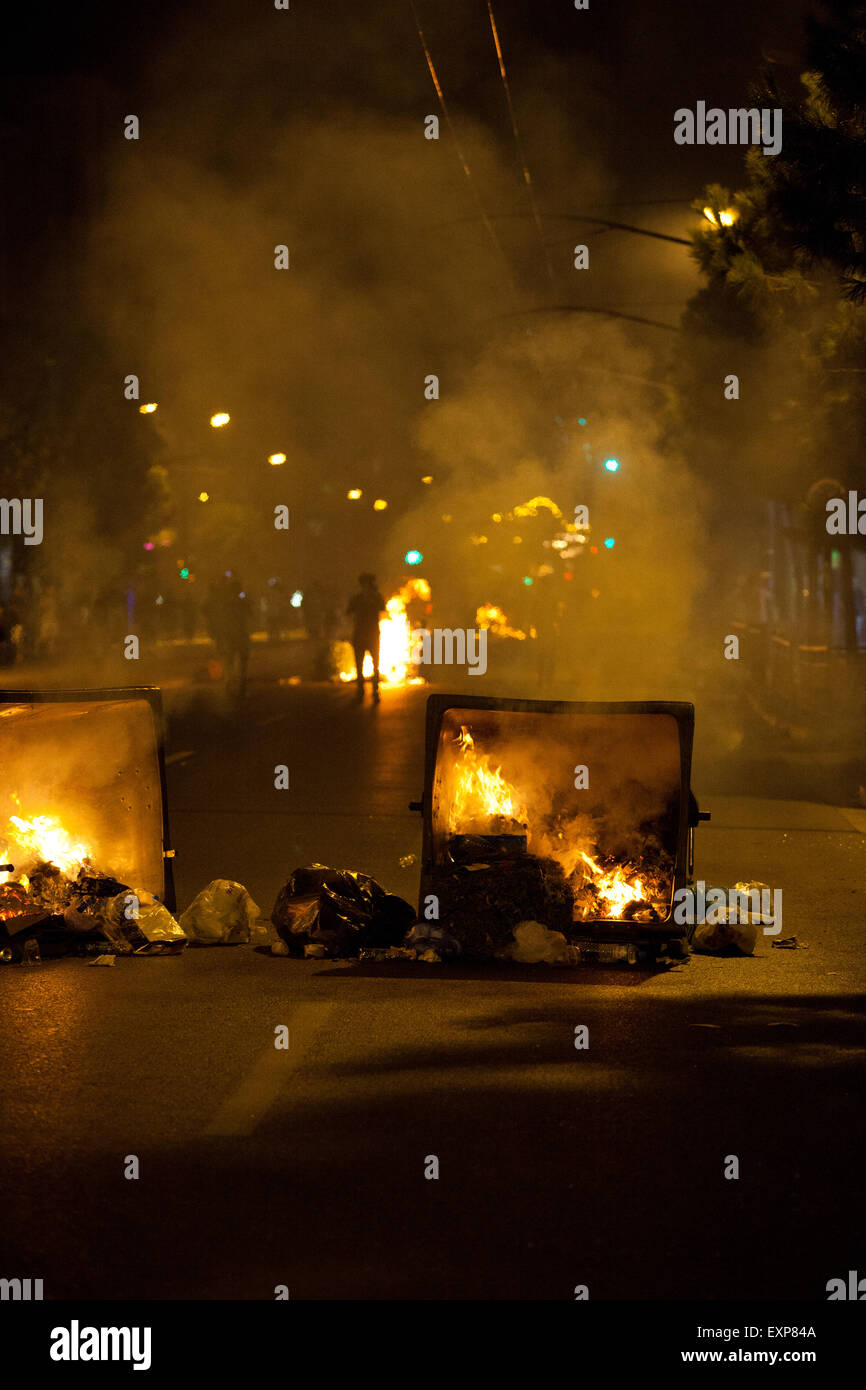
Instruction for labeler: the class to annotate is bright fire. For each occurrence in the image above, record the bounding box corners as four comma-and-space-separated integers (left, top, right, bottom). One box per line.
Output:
446, 727, 668, 920
447, 726, 528, 833
576, 851, 647, 919
339, 578, 430, 687
9, 814, 89, 874
2, 811, 90, 880
475, 604, 526, 640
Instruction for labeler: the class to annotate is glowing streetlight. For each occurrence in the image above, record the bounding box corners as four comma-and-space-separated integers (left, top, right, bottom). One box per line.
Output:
404, 549, 423, 565
198, 491, 209, 502
268, 452, 286, 465
347, 488, 362, 500
139, 402, 158, 414
373, 498, 388, 511
210, 412, 230, 428
703, 206, 737, 228
604, 457, 620, 472
421, 475, 433, 484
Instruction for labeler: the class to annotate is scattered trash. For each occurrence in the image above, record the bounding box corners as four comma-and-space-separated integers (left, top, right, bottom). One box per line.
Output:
21, 938, 41, 966
271, 864, 415, 956
438, 856, 573, 959
88, 954, 115, 967
0, 937, 43, 965
575, 940, 639, 965
358, 946, 417, 962
691, 917, 757, 956
63, 873, 134, 933
271, 940, 290, 956
403, 922, 462, 959
303, 942, 328, 958
100, 893, 187, 955
498, 920, 577, 966
729, 882, 777, 926
418, 948, 442, 964
180, 879, 260, 945
771, 936, 805, 950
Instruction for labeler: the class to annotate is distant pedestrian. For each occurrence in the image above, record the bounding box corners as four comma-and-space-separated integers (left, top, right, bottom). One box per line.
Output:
37, 586, 60, 660
347, 572, 385, 703
0, 606, 16, 667
205, 573, 251, 697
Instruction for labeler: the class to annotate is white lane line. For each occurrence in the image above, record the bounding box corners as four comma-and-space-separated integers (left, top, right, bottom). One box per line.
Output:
203, 1002, 336, 1137
165, 750, 197, 765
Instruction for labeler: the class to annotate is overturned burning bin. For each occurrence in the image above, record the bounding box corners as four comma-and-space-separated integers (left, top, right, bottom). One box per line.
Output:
0, 688, 176, 955
413, 694, 708, 964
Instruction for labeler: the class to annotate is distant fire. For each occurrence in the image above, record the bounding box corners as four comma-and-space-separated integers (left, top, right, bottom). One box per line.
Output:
338, 577, 430, 687
475, 604, 526, 641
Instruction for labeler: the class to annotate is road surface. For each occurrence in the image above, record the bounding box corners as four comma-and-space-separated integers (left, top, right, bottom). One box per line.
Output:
1, 676, 864, 1300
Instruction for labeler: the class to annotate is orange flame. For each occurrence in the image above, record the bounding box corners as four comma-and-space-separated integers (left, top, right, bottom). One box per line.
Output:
6, 813, 90, 877
475, 604, 526, 640
338, 578, 430, 687
577, 850, 650, 920
443, 731, 669, 921
447, 726, 528, 833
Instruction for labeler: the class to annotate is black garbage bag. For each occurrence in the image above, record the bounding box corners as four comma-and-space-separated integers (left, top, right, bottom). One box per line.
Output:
271, 864, 415, 956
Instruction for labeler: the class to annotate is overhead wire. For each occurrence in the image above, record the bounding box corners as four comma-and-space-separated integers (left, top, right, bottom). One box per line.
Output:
485, 0, 556, 288
408, 0, 517, 293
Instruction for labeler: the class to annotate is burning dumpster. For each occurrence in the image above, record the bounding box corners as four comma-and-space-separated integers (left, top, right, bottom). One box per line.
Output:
0, 688, 176, 953
415, 694, 707, 963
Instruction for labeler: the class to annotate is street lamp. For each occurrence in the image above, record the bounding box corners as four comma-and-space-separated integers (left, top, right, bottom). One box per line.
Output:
210, 412, 230, 428
139, 402, 158, 414
703, 206, 737, 228
268, 452, 286, 465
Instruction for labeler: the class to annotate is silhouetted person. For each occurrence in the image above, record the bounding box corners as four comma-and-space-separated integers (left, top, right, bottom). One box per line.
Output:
347, 572, 385, 703
205, 573, 251, 697
0, 606, 16, 667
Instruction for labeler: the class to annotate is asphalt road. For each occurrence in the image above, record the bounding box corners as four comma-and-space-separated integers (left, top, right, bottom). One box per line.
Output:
1, 673, 864, 1300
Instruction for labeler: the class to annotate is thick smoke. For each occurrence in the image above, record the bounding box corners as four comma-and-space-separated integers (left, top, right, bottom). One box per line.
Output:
0, 0, 728, 731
